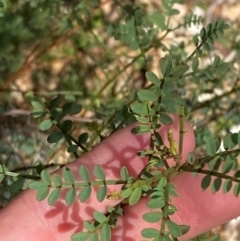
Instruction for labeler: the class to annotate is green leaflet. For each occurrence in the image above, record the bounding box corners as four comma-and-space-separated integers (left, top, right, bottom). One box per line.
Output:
100, 223, 111, 241
142, 211, 163, 223
63, 167, 75, 184
65, 188, 76, 205
128, 187, 142, 205
79, 186, 92, 202
167, 220, 182, 237
94, 165, 106, 181
146, 71, 159, 85
48, 188, 61, 205
79, 165, 91, 182
96, 185, 107, 202
93, 211, 107, 223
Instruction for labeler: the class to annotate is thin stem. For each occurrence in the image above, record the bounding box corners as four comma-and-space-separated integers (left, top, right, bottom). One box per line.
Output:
177, 106, 185, 167
56, 123, 88, 153
182, 166, 240, 183
196, 149, 240, 166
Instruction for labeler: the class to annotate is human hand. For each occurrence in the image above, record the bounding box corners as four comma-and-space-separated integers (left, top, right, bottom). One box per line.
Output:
0, 115, 239, 241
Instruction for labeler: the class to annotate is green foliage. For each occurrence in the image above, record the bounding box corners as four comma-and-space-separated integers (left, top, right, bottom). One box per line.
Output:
1, 1, 240, 241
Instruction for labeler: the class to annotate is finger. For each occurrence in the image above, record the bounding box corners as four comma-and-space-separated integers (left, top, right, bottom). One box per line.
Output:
0, 114, 195, 240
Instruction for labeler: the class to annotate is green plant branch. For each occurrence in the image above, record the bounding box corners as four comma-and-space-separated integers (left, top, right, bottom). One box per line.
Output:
181, 166, 240, 184
1, 170, 40, 181
160, 184, 169, 237
192, 85, 240, 111
177, 106, 185, 167
49, 179, 127, 189
56, 123, 88, 153
196, 148, 240, 167
10, 163, 62, 172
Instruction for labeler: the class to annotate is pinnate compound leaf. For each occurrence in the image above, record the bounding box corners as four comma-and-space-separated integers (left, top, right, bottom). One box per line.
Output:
167, 220, 182, 237
146, 71, 159, 85
79, 165, 91, 182
100, 223, 111, 241
63, 167, 75, 184
94, 165, 106, 180
141, 228, 159, 238
143, 211, 162, 223
39, 119, 53, 131
93, 211, 107, 223
97, 185, 107, 202
201, 175, 211, 190
129, 187, 142, 205
66, 188, 76, 205
137, 89, 158, 102
79, 186, 92, 202
47, 131, 64, 143
160, 58, 172, 77
41, 170, 51, 185
71, 232, 89, 241
48, 188, 61, 205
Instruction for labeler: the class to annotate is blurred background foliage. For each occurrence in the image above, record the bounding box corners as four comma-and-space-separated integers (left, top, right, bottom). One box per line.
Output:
0, 0, 240, 239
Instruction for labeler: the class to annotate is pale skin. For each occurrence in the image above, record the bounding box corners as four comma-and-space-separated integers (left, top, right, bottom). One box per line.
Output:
0, 114, 240, 241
